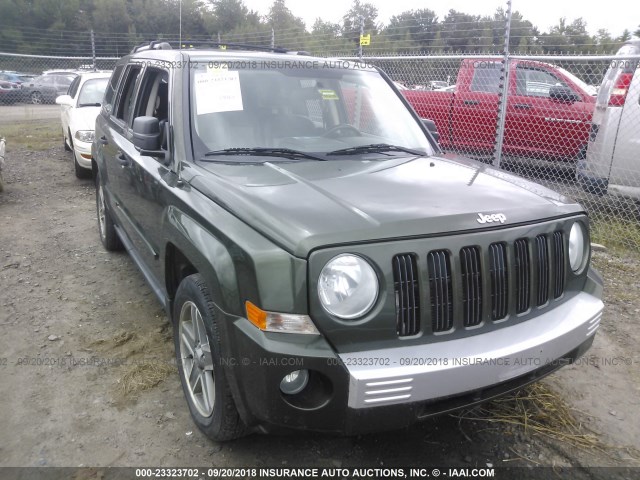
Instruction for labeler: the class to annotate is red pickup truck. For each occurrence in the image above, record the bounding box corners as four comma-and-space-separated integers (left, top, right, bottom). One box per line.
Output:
402, 58, 596, 161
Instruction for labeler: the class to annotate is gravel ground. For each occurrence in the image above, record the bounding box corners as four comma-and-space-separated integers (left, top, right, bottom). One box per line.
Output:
0, 120, 639, 478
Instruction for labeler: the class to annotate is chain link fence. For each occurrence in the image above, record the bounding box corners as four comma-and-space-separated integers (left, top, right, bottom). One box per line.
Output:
1, 49, 639, 252
358, 52, 640, 252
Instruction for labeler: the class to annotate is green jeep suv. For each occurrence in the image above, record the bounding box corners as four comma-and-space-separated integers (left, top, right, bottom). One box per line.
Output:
93, 42, 603, 440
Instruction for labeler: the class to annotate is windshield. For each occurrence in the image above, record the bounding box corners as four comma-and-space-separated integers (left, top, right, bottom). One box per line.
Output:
557, 67, 593, 95
189, 59, 435, 161
78, 78, 108, 105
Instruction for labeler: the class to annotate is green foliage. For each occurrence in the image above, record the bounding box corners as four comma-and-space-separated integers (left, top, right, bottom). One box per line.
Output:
0, 0, 635, 57
384, 9, 439, 51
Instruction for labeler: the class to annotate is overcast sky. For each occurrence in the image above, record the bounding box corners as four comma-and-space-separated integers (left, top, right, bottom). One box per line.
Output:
243, 0, 640, 37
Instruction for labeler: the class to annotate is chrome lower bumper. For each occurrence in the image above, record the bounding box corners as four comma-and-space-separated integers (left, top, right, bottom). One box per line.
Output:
340, 291, 603, 409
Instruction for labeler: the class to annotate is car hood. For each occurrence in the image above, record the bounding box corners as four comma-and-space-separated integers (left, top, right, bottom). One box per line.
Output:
189, 154, 584, 257
70, 106, 101, 133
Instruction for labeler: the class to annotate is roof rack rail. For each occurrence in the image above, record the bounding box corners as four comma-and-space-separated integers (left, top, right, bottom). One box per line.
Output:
130, 41, 173, 54
177, 42, 289, 54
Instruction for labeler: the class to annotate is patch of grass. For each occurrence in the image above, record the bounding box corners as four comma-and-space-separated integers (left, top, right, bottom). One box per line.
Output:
119, 360, 174, 396
590, 215, 640, 255
454, 383, 601, 451
2, 120, 60, 151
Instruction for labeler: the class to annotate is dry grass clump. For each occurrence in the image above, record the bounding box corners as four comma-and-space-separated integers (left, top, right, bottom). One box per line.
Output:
455, 382, 600, 451
118, 360, 175, 395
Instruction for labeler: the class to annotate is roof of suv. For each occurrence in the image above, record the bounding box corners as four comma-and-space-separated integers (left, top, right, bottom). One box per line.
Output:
123, 44, 377, 71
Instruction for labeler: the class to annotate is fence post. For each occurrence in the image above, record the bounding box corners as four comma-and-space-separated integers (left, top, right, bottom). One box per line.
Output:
90, 29, 96, 70
271, 28, 275, 49
358, 16, 364, 61
493, 0, 513, 169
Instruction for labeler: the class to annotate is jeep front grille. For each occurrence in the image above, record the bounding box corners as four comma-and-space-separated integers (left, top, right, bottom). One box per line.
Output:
460, 246, 482, 327
553, 231, 565, 299
489, 243, 508, 320
514, 239, 531, 313
393, 230, 566, 336
536, 235, 550, 306
427, 250, 454, 332
392, 254, 420, 336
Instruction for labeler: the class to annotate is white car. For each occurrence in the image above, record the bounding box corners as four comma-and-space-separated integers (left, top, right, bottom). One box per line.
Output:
56, 72, 111, 178
578, 40, 640, 198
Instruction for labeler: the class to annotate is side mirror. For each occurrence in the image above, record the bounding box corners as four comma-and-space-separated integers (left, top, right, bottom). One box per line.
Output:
549, 86, 580, 103
422, 118, 440, 144
133, 116, 162, 151
132, 116, 170, 165
55, 95, 73, 106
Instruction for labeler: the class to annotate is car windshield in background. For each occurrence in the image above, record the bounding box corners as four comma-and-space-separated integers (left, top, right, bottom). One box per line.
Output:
557, 67, 593, 95
78, 77, 108, 106
189, 59, 434, 161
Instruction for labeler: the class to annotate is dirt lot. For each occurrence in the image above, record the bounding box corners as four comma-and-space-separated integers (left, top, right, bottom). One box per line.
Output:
1, 118, 639, 477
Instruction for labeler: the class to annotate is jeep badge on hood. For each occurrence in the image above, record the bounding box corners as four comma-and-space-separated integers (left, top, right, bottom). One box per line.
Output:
477, 213, 507, 224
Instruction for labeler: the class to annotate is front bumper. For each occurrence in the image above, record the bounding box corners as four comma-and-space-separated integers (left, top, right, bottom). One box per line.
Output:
73, 138, 92, 170
73, 139, 93, 169
226, 289, 602, 435
341, 290, 602, 409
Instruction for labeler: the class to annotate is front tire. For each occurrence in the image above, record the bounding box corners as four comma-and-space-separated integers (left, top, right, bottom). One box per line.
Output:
63, 130, 71, 151
31, 92, 43, 105
173, 274, 245, 441
95, 171, 122, 251
75, 155, 91, 179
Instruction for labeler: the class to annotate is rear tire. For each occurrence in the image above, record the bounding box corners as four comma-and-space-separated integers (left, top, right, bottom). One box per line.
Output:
95, 171, 122, 251
173, 274, 245, 441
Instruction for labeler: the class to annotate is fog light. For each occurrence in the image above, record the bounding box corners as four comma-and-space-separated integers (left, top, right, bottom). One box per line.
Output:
280, 369, 309, 395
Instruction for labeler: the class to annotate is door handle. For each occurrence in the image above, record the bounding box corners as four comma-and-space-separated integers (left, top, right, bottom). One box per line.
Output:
117, 152, 130, 168
514, 103, 532, 109
463, 100, 480, 105
99, 135, 109, 146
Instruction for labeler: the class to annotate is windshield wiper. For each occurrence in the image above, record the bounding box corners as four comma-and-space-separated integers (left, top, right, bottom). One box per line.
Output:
77, 102, 101, 107
326, 143, 427, 157
202, 147, 326, 162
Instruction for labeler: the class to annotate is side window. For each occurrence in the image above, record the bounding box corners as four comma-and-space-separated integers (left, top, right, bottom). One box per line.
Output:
103, 65, 124, 114
132, 68, 170, 153
516, 67, 569, 97
114, 65, 142, 124
68, 77, 81, 98
133, 68, 169, 121
470, 65, 502, 93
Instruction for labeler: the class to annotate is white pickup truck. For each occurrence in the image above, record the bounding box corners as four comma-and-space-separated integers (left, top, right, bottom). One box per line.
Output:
578, 40, 640, 198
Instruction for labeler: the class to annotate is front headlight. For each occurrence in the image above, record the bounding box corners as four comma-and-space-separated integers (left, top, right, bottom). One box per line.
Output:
318, 254, 378, 319
569, 222, 587, 271
74, 130, 95, 143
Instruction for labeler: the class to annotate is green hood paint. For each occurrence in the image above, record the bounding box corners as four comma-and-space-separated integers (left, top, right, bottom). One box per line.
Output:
189, 154, 583, 257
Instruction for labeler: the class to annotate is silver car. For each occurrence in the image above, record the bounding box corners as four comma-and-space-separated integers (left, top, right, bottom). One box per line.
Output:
24, 73, 78, 104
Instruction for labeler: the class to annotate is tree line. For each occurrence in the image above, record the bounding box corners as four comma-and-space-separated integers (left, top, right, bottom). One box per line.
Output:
0, 0, 638, 57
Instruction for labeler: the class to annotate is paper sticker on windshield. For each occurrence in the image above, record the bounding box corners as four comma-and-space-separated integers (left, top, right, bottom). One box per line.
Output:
195, 70, 243, 115
318, 89, 339, 100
